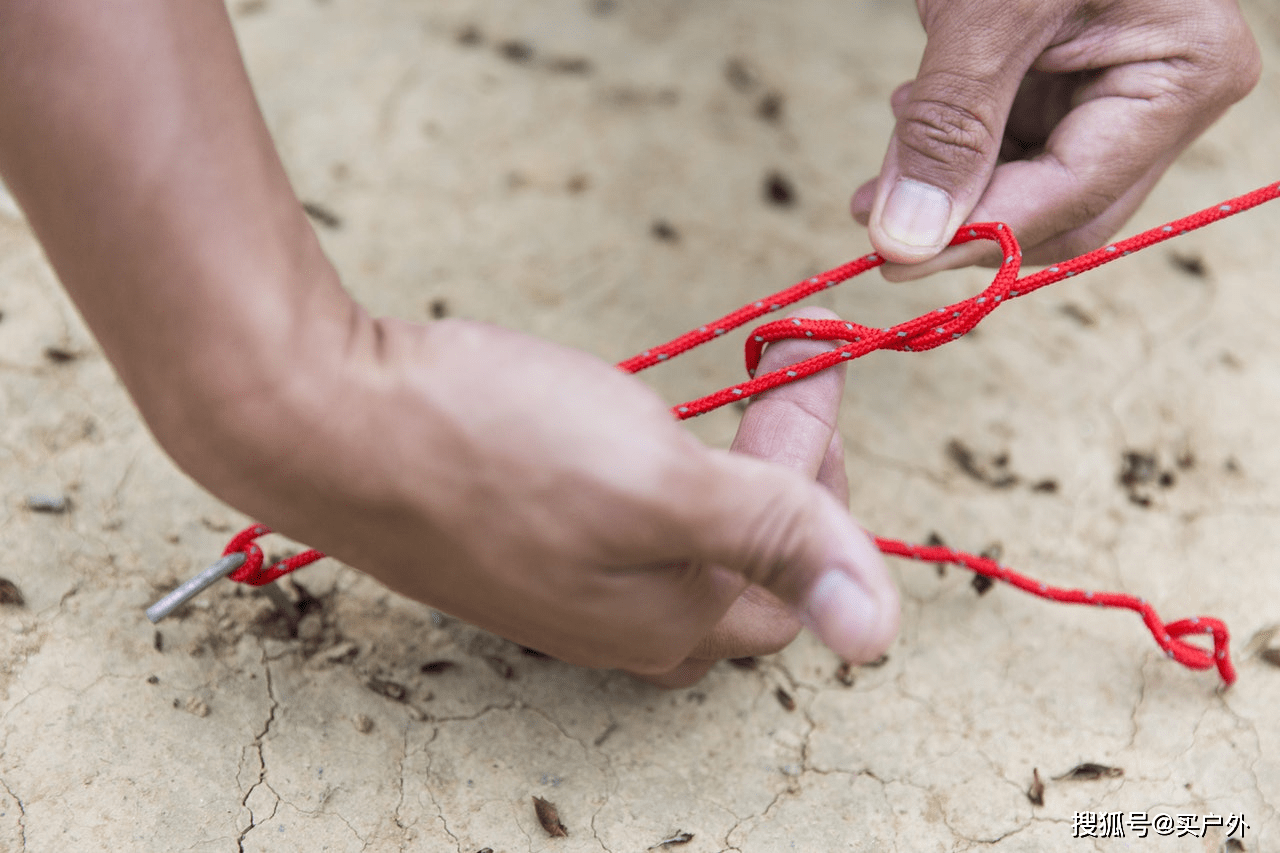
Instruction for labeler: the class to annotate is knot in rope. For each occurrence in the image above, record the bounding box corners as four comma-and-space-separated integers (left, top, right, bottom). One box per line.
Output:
223, 524, 324, 587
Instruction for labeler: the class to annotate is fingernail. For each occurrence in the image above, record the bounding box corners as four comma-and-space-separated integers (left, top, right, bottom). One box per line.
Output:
802, 569, 886, 663
880, 178, 952, 250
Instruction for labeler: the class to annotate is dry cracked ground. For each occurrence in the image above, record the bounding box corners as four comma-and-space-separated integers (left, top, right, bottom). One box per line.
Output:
4, 1, 1280, 850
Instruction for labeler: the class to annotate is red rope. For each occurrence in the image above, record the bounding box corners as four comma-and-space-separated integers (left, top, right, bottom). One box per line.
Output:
224, 181, 1280, 686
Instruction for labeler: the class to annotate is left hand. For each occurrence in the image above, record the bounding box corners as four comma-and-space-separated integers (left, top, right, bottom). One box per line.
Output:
850, 0, 1261, 281
634, 307, 859, 688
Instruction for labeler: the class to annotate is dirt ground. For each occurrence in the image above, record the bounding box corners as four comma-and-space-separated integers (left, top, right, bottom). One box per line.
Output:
4, 1, 1280, 850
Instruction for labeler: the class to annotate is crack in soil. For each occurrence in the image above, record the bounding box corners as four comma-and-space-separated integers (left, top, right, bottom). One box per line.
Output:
1, 777, 25, 852
236, 651, 279, 852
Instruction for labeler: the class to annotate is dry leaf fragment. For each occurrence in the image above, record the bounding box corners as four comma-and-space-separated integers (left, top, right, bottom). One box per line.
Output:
366, 677, 407, 702
546, 56, 593, 75
593, 722, 618, 747
946, 438, 1018, 488
1053, 763, 1123, 781
649, 831, 694, 848
0, 578, 25, 606
420, 660, 456, 674
484, 655, 515, 679
1170, 251, 1206, 277
835, 661, 855, 687
763, 170, 796, 208
321, 641, 359, 664
301, 200, 341, 229
1259, 648, 1280, 668
926, 531, 947, 576
533, 795, 568, 837
774, 687, 796, 712
1244, 624, 1279, 656
1027, 768, 1044, 806
1058, 303, 1096, 327
729, 656, 758, 670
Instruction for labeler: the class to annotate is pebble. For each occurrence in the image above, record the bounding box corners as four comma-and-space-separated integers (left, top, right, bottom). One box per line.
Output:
297, 613, 324, 642
24, 494, 70, 514
321, 641, 359, 663
0, 578, 24, 607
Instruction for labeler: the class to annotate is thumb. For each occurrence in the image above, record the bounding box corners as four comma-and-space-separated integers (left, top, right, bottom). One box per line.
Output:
868, 7, 1047, 264
695, 454, 898, 662
691, 433, 899, 664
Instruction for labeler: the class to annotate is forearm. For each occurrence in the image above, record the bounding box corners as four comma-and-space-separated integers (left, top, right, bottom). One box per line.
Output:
0, 1, 900, 672
0, 0, 355, 475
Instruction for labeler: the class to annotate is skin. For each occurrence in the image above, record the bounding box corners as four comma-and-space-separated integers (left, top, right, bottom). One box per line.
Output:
0, 0, 1260, 685
0, 1, 896, 682
853, 0, 1261, 279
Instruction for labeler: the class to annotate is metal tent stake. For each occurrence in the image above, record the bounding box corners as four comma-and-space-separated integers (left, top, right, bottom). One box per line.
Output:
146, 553, 246, 622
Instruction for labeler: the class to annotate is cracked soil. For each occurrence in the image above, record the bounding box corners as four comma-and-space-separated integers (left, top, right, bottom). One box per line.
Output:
4, 1, 1280, 850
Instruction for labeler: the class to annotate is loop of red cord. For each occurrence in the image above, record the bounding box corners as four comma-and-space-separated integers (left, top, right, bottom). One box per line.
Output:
223, 181, 1280, 687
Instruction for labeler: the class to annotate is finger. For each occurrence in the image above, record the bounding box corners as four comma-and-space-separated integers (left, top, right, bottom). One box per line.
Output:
888, 80, 913, 116
873, 3, 1261, 280
673, 307, 851, 665
728, 306, 850, 476
689, 458, 897, 663
681, 311, 899, 661
816, 431, 849, 506
866, 5, 1058, 264
875, 52, 1257, 281
668, 583, 800, 664
850, 178, 874, 227
677, 434, 849, 666
849, 81, 915, 227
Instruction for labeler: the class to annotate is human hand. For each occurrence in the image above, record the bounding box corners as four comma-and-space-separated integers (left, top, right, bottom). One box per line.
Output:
631, 308, 861, 687
0, 0, 898, 683
850, 0, 1261, 280
217, 309, 899, 678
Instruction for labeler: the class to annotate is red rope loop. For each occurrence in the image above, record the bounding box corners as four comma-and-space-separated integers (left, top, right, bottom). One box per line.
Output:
224, 181, 1280, 686
223, 524, 325, 587
874, 539, 1234, 685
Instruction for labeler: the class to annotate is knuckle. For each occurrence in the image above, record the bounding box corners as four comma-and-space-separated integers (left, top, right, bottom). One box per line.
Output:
1185, 5, 1262, 103
753, 619, 803, 656
895, 84, 1001, 173
730, 476, 813, 599
1214, 33, 1262, 103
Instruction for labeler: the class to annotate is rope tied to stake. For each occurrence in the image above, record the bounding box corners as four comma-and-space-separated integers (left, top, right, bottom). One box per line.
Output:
218, 181, 1280, 687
